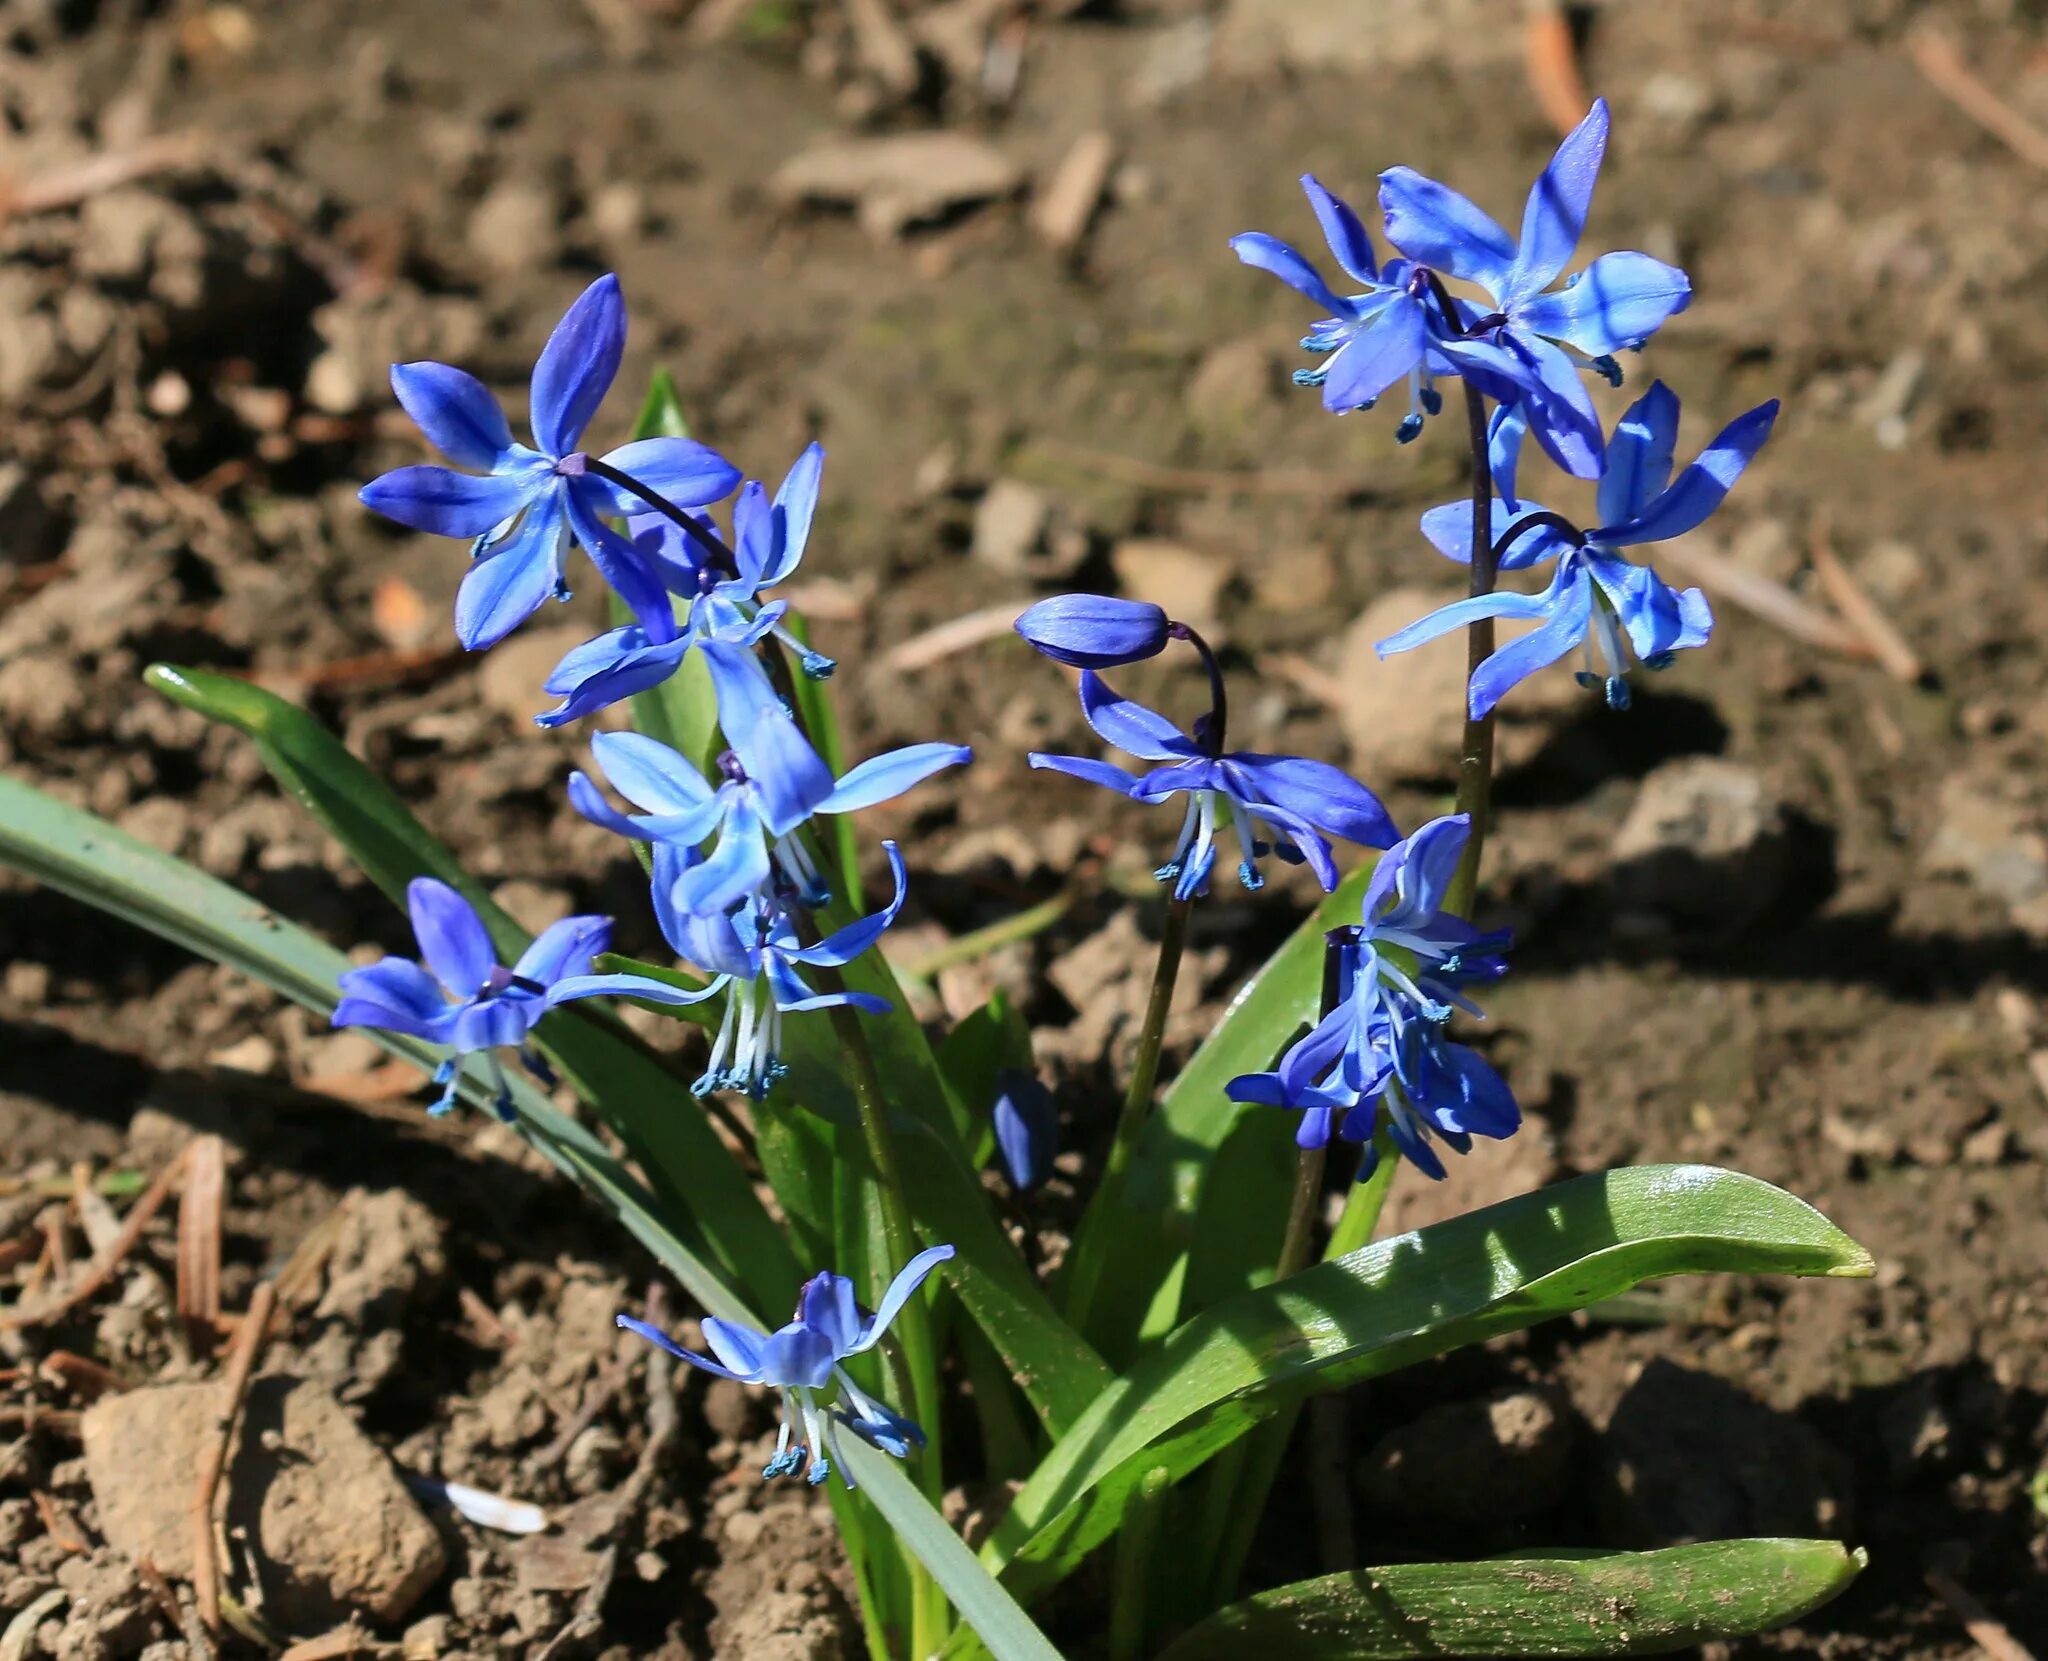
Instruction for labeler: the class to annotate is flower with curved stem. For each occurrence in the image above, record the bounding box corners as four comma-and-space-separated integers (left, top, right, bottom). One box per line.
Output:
619, 1245, 955, 1487
1030, 671, 1397, 900
1378, 384, 1779, 714
1227, 815, 1518, 1179
569, 728, 970, 915
359, 274, 741, 650
331, 877, 719, 1119
1374, 97, 1692, 476
535, 444, 832, 728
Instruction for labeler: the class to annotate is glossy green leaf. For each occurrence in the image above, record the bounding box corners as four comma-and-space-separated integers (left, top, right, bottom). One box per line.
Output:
932, 989, 1034, 1166
632, 366, 692, 440
783, 614, 863, 911
980, 1166, 1872, 1609
143, 662, 800, 1311
1155, 1539, 1867, 1659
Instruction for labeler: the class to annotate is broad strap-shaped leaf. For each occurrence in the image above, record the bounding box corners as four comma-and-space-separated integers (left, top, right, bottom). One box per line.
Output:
1155, 1539, 1866, 1659
143, 663, 801, 1312
980, 1166, 1871, 1608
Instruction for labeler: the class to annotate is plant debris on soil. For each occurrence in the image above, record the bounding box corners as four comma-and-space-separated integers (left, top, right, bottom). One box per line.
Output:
4, 0, 2048, 1656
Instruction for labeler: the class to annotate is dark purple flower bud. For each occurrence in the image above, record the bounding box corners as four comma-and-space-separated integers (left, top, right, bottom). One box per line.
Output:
992, 1069, 1057, 1191
1014, 595, 1170, 670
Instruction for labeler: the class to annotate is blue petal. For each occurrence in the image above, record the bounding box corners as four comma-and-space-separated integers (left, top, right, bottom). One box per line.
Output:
1361, 814, 1470, 934
819, 743, 972, 815
545, 625, 649, 694
548, 970, 727, 1007
755, 1323, 840, 1390
617, 1313, 754, 1381
671, 798, 772, 915
1228, 232, 1353, 317
406, 877, 495, 998
1502, 332, 1605, 480
785, 842, 908, 967
569, 770, 653, 843
593, 437, 741, 514
1488, 402, 1529, 510
992, 1070, 1057, 1190
1320, 299, 1428, 414
1014, 595, 1170, 669
450, 997, 539, 1053
1596, 400, 1779, 546
1300, 174, 1379, 284
1585, 553, 1706, 663
453, 497, 563, 650
1027, 752, 1140, 796
1467, 564, 1595, 718
1079, 671, 1198, 763
729, 480, 774, 591
799, 1272, 866, 1357
1249, 797, 1342, 890
1505, 97, 1608, 306
1221, 754, 1397, 850
1374, 582, 1563, 658
701, 644, 836, 835
592, 731, 716, 816
762, 442, 825, 588
1596, 380, 1681, 530
389, 362, 515, 470
765, 954, 888, 1016
849, 1244, 956, 1355
513, 914, 611, 986
1431, 1042, 1521, 1139
701, 1317, 772, 1378
563, 477, 681, 643
1517, 250, 1692, 356
1417, 497, 1572, 572
1125, 758, 1215, 804
359, 465, 534, 539
1224, 1071, 1295, 1108
1376, 167, 1517, 299
535, 632, 692, 728
530, 273, 625, 456
333, 957, 452, 1038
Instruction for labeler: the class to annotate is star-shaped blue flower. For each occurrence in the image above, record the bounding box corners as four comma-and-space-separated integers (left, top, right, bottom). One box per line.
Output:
1377, 383, 1779, 714
359, 274, 740, 649
1030, 671, 1397, 900
620, 1245, 954, 1486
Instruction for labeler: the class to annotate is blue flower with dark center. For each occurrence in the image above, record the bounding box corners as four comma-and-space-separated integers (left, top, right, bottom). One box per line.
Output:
1378, 384, 1779, 714
332, 878, 716, 1118
1227, 815, 1518, 1180
536, 444, 832, 727
992, 1070, 1058, 1191
359, 275, 740, 649
1029, 671, 1397, 900
619, 1245, 955, 1487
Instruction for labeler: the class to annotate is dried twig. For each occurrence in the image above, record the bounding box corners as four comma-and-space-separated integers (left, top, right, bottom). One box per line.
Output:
272, 1199, 355, 1313
1808, 523, 1923, 684
193, 1281, 279, 1635
1908, 33, 2048, 172
276, 1627, 395, 1661
32, 1490, 88, 1553
1524, 0, 1592, 137
1, 1148, 190, 1330
0, 134, 204, 220
0, 1406, 82, 1437
38, 1350, 127, 1400
177, 1137, 226, 1347
1659, 541, 1870, 660
1021, 437, 1361, 499
879, 602, 1030, 673
1925, 1567, 2037, 1661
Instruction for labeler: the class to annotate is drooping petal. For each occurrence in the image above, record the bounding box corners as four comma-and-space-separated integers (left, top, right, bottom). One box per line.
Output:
569, 771, 652, 842
1221, 754, 1397, 850
616, 1314, 756, 1381
1374, 582, 1564, 658
359, 465, 535, 539
545, 626, 649, 694
407, 878, 496, 998
513, 914, 612, 987
562, 477, 681, 644
798, 1272, 866, 1358
848, 1244, 956, 1355
333, 957, 453, 1038
728, 480, 774, 590
701, 1317, 771, 1379
1227, 232, 1354, 317
1502, 331, 1605, 479
1249, 797, 1341, 889
1360, 814, 1470, 934
1417, 497, 1574, 571
992, 1070, 1056, 1190
1467, 564, 1595, 718
765, 953, 890, 1015
1430, 1041, 1521, 1139
671, 798, 772, 915
1319, 299, 1429, 413
1585, 554, 1709, 663
389, 362, 515, 470
592, 437, 741, 514
534, 632, 692, 728
1595, 379, 1681, 529
454, 504, 563, 650
784, 842, 908, 967
1505, 97, 1609, 306
1300, 174, 1379, 284
1124, 758, 1216, 804
1376, 167, 1518, 299
701, 644, 836, 834
592, 731, 716, 816
547, 970, 726, 1008
1026, 752, 1141, 796
1595, 400, 1779, 546
450, 996, 539, 1053
1014, 595, 1170, 669
755, 1324, 840, 1390
530, 273, 625, 456
1516, 249, 1692, 356
818, 744, 972, 815
1079, 671, 1199, 763
1488, 401, 1529, 511
762, 443, 825, 588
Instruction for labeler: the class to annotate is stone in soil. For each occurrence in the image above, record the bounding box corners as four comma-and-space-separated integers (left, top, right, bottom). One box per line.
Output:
82, 1377, 446, 1628
51, 1551, 159, 1661
1109, 538, 1231, 640
1609, 757, 1794, 927
1924, 774, 2048, 936
767, 131, 1024, 240
704, 1499, 853, 1661
1358, 1385, 1578, 1524
314, 1188, 449, 1328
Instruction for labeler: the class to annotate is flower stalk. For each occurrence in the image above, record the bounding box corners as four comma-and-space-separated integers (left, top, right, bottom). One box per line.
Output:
1447, 380, 1497, 919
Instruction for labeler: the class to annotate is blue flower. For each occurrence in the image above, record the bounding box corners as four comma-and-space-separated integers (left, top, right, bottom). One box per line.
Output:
1013, 595, 1171, 669
359, 275, 741, 650
1378, 384, 1779, 715
1030, 672, 1397, 899
536, 444, 832, 728
992, 1070, 1058, 1191
332, 877, 715, 1118
1226, 815, 1518, 1180
569, 728, 970, 914
620, 1245, 955, 1486
1230, 174, 1452, 437
1375, 98, 1692, 476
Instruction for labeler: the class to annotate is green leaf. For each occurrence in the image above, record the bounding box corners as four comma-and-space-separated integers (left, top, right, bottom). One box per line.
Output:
932, 989, 1034, 1165
142, 663, 801, 1312
1072, 865, 1372, 1366
1154, 1539, 1867, 1659
784, 615, 863, 911
632, 366, 692, 439
979, 1165, 1872, 1608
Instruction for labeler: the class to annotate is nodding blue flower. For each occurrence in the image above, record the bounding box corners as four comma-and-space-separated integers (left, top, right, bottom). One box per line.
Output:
1014, 595, 1172, 670
992, 1070, 1058, 1191
331, 877, 715, 1119
1226, 815, 1518, 1180
643, 840, 913, 1099
536, 444, 832, 728
1230, 174, 1451, 438
1030, 672, 1397, 900
569, 728, 970, 915
619, 1245, 954, 1487
1378, 385, 1779, 716
359, 275, 741, 650
1374, 98, 1692, 477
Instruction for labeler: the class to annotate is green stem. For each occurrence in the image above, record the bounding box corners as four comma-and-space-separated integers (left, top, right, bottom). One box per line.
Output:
1447, 380, 1498, 919
1274, 1141, 1328, 1281
1063, 896, 1193, 1334
1108, 1466, 1173, 1661
1325, 1132, 1400, 1262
